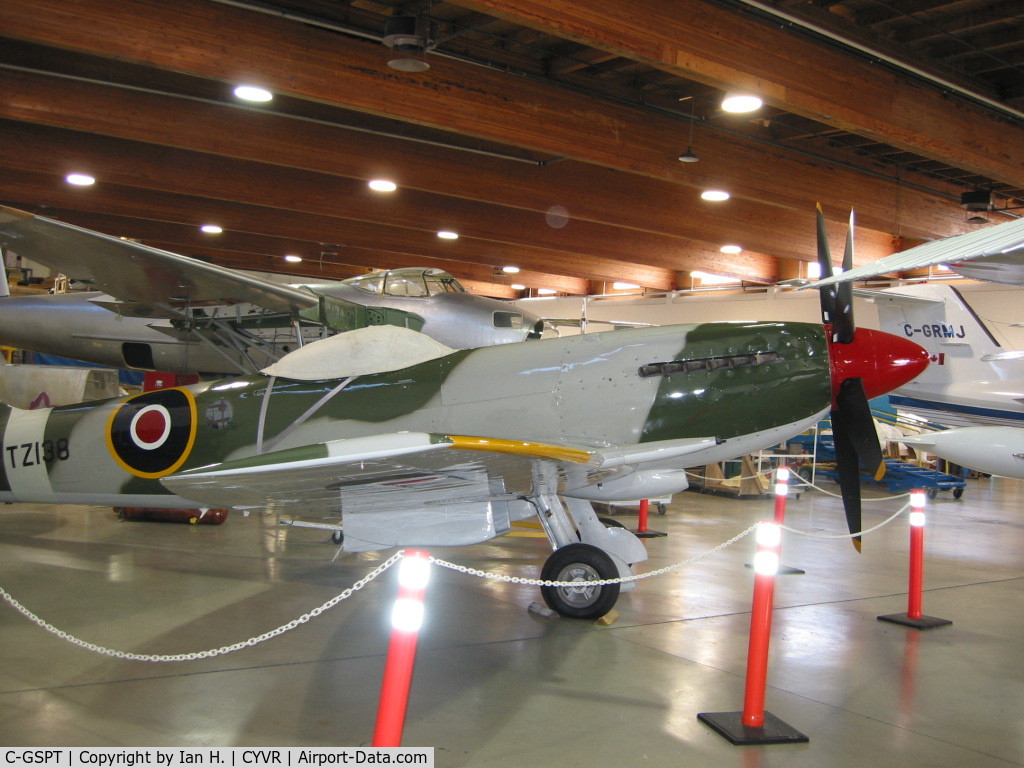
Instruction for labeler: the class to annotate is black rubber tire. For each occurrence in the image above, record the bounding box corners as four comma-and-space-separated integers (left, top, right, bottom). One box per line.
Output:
540, 543, 620, 619
598, 516, 626, 528
331, 530, 344, 544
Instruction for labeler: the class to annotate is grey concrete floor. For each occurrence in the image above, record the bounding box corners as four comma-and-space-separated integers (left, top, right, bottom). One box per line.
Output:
0, 476, 1022, 767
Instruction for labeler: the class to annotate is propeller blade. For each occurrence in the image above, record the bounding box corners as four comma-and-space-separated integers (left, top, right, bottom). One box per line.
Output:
833, 210, 856, 344
831, 376, 886, 552
817, 205, 911, 551
843, 210, 855, 270
830, 413, 864, 552
816, 204, 838, 326
835, 377, 885, 479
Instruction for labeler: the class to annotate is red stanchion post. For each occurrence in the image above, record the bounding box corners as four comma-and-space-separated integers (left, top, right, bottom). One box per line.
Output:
632, 497, 666, 538
372, 549, 431, 747
742, 520, 781, 728
907, 490, 925, 620
697, 519, 807, 744
878, 490, 951, 630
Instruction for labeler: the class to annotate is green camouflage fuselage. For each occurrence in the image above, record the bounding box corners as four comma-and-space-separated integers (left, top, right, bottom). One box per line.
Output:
0, 322, 832, 507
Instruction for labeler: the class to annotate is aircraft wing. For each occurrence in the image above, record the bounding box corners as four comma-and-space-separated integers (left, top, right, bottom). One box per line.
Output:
0, 206, 320, 317
160, 431, 719, 517
809, 216, 1024, 288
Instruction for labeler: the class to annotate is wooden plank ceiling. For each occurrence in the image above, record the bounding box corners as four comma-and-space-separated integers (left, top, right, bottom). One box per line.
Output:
0, 0, 1021, 298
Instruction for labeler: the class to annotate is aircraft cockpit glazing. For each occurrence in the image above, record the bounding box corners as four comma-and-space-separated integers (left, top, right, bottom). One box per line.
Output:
346, 268, 465, 298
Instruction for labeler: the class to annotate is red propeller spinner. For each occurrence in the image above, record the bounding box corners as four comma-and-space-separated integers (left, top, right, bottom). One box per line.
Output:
827, 326, 930, 408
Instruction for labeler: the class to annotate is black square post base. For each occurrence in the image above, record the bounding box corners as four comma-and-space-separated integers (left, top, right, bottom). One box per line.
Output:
633, 528, 668, 538
697, 711, 809, 745
745, 563, 806, 575
878, 613, 952, 629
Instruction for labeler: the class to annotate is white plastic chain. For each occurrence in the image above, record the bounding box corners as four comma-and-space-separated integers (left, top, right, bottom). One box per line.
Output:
1, 491, 912, 661
686, 467, 912, 504
431, 523, 760, 587
783, 499, 911, 540
0, 550, 403, 662
788, 474, 911, 503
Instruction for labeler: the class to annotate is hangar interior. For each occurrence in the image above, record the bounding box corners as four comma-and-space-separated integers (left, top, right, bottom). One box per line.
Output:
2, 476, 1023, 766
0, 0, 1023, 764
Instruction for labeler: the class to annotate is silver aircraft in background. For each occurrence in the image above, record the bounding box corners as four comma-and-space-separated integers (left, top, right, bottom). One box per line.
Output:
0, 206, 544, 376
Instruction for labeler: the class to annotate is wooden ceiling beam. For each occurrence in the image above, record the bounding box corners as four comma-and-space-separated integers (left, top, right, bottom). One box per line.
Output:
0, 170, 673, 290
0, 119, 778, 281
0, 0, 979, 241
453, 0, 1024, 188
0, 67, 967, 258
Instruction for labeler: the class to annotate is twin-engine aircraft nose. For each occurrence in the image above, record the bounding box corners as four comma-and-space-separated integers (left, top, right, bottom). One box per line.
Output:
828, 327, 930, 404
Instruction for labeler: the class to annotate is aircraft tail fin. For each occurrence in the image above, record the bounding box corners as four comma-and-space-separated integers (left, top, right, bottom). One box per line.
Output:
865, 283, 1024, 427
868, 283, 1006, 388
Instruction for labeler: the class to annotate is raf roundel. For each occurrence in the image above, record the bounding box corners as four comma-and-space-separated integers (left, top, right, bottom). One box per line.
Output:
106, 388, 198, 478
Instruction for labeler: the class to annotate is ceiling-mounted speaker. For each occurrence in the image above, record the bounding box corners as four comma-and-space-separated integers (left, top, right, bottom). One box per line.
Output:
383, 14, 438, 54
960, 189, 993, 211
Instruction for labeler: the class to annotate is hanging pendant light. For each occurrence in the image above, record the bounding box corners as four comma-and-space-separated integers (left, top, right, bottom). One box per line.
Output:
678, 96, 699, 163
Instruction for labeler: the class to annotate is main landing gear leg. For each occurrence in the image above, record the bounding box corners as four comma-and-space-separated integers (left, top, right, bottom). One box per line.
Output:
532, 494, 648, 619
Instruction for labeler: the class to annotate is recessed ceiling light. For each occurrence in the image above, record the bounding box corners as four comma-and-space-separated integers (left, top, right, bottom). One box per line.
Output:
368, 179, 397, 192
721, 93, 762, 113
701, 190, 730, 202
510, 283, 526, 290
537, 288, 557, 295
720, 245, 743, 254
284, 254, 303, 263
437, 230, 459, 240
233, 84, 273, 102
502, 266, 520, 274
613, 282, 639, 290
65, 173, 95, 186
388, 58, 431, 73
200, 224, 223, 234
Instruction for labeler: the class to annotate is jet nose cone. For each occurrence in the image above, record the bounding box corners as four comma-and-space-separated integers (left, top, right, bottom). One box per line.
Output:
829, 328, 930, 401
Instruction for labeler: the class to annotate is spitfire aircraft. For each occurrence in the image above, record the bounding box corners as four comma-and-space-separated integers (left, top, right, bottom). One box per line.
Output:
0, 206, 544, 375
0, 234, 929, 617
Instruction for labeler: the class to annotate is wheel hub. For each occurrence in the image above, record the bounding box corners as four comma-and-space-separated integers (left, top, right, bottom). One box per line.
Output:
555, 563, 601, 607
